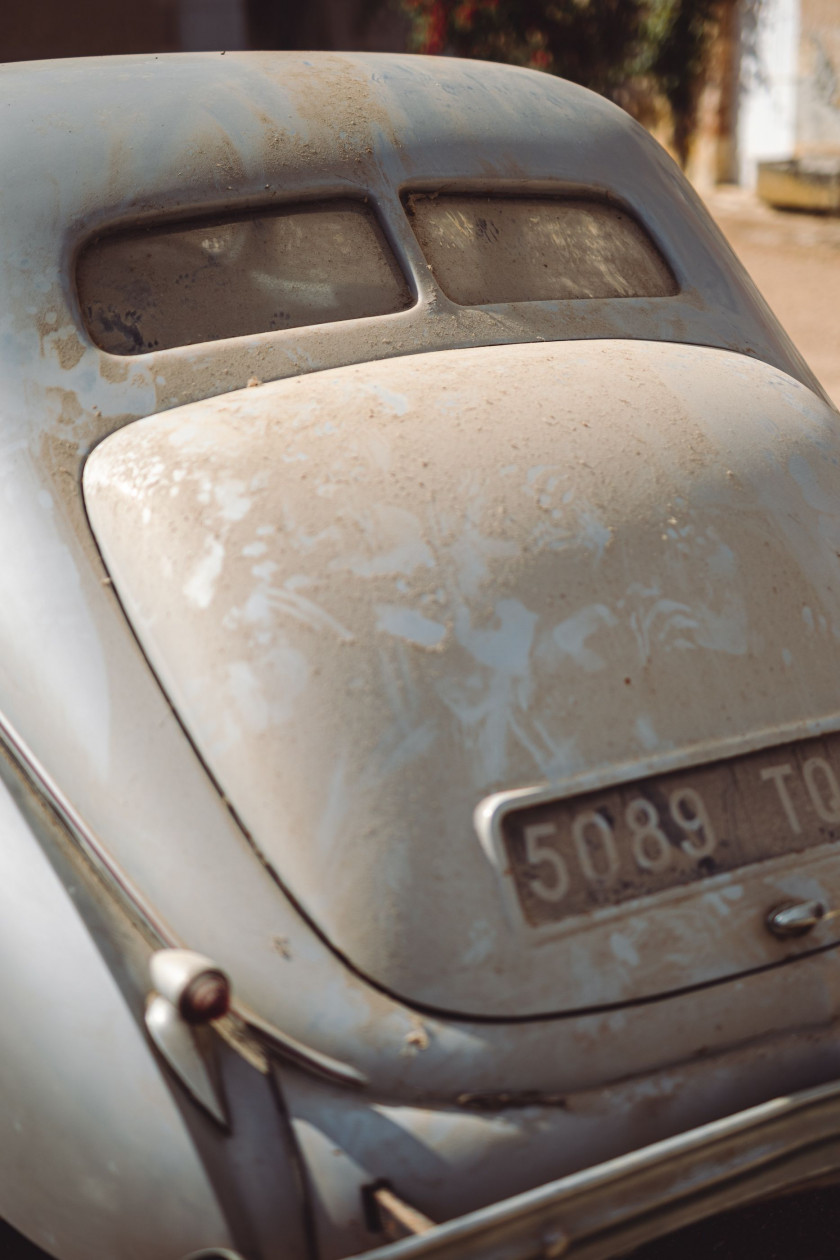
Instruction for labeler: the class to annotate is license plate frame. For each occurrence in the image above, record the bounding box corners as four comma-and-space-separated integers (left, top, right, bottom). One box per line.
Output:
482, 731, 840, 932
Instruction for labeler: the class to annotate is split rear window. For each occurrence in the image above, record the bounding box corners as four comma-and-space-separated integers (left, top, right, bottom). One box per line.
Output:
78, 192, 676, 356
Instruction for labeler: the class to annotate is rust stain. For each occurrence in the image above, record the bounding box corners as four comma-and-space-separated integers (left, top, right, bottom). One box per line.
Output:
52, 332, 87, 372
44, 386, 83, 428
98, 355, 132, 385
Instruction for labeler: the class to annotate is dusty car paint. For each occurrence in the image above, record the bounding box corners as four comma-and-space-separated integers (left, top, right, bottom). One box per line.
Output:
84, 338, 840, 1019
2, 48, 840, 1260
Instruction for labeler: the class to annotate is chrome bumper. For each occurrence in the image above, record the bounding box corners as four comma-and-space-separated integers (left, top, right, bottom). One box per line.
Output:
356, 1077, 840, 1260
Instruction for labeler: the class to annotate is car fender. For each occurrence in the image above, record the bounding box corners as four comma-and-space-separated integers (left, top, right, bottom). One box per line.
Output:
0, 761, 238, 1260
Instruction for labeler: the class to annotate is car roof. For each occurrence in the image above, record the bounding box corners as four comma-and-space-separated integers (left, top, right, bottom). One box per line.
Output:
0, 50, 824, 439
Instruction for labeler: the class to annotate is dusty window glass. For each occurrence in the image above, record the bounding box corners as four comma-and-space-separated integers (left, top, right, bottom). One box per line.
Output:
78, 200, 412, 355
405, 194, 677, 306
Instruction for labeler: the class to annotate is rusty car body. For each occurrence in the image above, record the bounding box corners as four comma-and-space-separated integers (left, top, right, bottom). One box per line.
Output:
4, 48, 840, 1260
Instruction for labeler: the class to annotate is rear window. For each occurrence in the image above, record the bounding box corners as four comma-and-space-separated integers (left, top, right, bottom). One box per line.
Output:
78, 200, 412, 355
405, 194, 677, 306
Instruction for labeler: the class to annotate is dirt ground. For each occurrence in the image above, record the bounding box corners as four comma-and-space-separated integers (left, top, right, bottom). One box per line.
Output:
702, 186, 840, 409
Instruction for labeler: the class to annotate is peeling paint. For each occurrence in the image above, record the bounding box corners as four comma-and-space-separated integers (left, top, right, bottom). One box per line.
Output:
85, 338, 840, 1018
375, 605, 447, 650
184, 539, 225, 610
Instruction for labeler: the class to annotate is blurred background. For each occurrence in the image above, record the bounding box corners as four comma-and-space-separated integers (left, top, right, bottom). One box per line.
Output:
2, 0, 838, 401
3, 0, 838, 190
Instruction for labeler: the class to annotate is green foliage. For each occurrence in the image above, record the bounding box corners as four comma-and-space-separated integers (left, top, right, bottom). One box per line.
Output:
645, 0, 721, 159
395, 0, 728, 163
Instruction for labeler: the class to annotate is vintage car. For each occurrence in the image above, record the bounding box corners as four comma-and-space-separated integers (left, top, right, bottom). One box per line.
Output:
3, 48, 840, 1260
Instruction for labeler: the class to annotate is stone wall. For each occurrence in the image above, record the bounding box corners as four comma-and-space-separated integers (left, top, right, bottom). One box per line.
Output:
798, 0, 840, 154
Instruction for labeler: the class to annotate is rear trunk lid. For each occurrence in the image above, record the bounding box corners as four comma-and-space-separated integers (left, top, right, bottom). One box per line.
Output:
83, 339, 840, 1017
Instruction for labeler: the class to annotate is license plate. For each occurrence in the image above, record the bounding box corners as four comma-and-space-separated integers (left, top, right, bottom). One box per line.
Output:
502, 732, 840, 927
